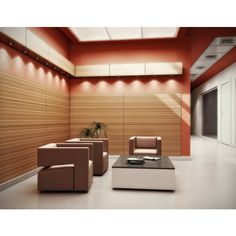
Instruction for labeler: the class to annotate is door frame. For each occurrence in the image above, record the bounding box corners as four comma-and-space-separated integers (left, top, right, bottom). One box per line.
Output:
219, 79, 231, 145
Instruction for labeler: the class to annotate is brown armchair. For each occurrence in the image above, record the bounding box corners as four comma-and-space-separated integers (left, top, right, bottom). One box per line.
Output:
66, 138, 108, 176
37, 143, 93, 192
129, 136, 162, 156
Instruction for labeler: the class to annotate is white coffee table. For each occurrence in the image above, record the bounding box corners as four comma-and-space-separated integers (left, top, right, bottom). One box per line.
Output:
112, 155, 175, 191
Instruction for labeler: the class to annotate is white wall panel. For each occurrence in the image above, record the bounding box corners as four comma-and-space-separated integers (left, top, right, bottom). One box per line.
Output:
110, 63, 145, 76
26, 29, 49, 59
76, 64, 109, 77
146, 62, 182, 75
0, 27, 26, 46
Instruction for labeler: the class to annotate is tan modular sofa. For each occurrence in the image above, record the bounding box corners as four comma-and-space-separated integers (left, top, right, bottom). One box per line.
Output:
129, 136, 162, 156
66, 138, 108, 176
37, 143, 93, 192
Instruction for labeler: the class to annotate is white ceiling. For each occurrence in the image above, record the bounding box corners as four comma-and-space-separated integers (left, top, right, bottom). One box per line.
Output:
70, 27, 179, 42
190, 36, 236, 82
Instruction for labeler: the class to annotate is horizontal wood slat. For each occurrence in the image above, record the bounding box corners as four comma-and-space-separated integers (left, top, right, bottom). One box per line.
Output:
124, 95, 181, 124
123, 124, 181, 156
0, 72, 70, 184
1, 126, 45, 155
0, 148, 37, 183
71, 124, 124, 154
70, 94, 181, 155
70, 95, 124, 154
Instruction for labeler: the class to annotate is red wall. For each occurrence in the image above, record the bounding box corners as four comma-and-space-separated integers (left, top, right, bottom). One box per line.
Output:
29, 27, 70, 60
70, 38, 191, 155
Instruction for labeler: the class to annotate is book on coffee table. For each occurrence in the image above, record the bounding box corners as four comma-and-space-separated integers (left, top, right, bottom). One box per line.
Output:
143, 156, 161, 161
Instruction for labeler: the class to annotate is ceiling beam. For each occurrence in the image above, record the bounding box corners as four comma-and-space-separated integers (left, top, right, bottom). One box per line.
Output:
59, 27, 79, 43
177, 27, 188, 38
191, 46, 236, 90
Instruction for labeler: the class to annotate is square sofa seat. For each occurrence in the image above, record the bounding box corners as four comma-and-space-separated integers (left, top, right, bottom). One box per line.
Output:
136, 137, 157, 148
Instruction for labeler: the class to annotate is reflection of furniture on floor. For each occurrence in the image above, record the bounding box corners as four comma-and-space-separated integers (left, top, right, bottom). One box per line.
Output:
66, 138, 108, 176
37, 143, 93, 192
129, 136, 162, 155
112, 155, 175, 191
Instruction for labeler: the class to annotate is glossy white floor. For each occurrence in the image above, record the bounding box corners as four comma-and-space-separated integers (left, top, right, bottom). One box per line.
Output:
0, 136, 236, 209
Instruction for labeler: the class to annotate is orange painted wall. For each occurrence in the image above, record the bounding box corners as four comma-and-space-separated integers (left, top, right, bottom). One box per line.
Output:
70, 38, 191, 155
29, 27, 70, 60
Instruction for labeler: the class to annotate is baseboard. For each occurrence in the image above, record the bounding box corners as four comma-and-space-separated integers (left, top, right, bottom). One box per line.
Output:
0, 167, 42, 192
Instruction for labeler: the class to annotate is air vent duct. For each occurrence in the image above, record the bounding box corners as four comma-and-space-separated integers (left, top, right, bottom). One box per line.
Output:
196, 66, 205, 70
220, 38, 234, 46
205, 55, 217, 60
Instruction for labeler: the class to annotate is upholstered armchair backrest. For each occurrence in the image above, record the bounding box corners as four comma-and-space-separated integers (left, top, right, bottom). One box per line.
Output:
136, 136, 157, 148
37, 143, 89, 167
79, 138, 109, 153
56, 143, 94, 162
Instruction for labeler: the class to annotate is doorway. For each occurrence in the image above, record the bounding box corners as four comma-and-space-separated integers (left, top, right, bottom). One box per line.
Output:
202, 88, 218, 139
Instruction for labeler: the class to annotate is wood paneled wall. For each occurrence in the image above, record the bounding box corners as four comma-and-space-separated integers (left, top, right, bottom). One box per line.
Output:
70, 95, 124, 154
0, 72, 70, 184
124, 94, 181, 156
70, 94, 181, 156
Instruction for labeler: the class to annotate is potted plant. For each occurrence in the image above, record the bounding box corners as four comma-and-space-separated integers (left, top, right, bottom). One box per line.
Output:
80, 127, 94, 138
91, 121, 108, 138
79, 121, 108, 138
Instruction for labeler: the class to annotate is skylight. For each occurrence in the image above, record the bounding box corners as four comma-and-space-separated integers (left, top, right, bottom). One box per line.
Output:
70, 27, 179, 42
70, 27, 109, 41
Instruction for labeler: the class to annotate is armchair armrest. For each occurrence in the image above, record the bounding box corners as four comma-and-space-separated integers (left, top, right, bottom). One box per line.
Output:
156, 137, 162, 155
129, 136, 136, 155
38, 145, 90, 191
